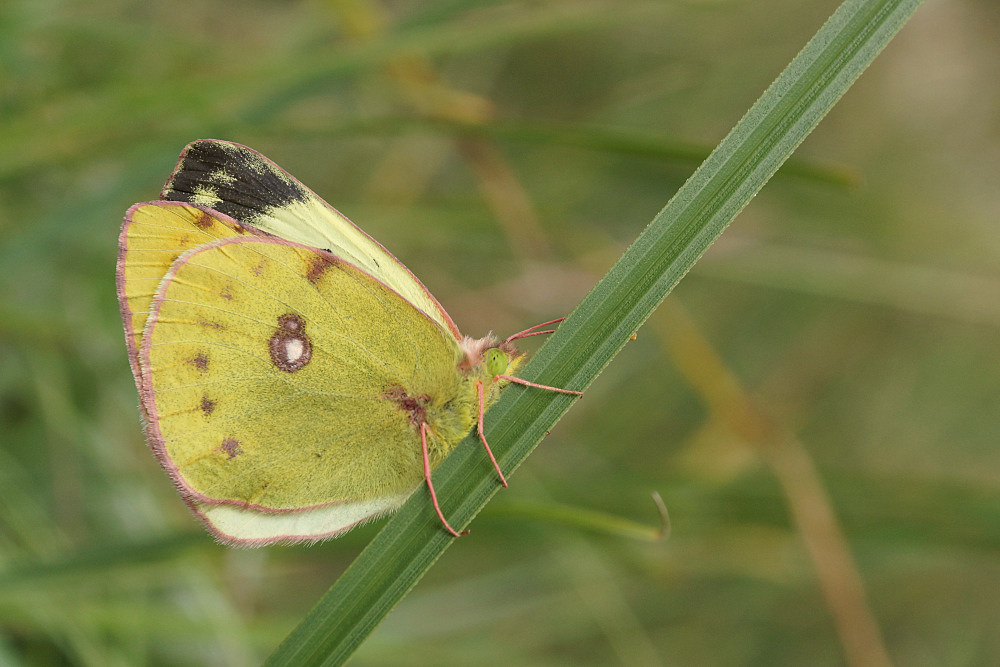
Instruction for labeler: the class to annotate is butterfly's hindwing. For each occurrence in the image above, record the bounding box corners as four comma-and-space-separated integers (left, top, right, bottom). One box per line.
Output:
141, 236, 464, 513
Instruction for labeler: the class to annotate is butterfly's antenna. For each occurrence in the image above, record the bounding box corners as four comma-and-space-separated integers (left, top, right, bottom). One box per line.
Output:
476, 381, 508, 487
421, 422, 468, 537
504, 318, 566, 344
495, 375, 583, 396
505, 329, 556, 342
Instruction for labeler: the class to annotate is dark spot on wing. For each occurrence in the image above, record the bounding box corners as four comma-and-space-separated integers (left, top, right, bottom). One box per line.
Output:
306, 253, 338, 283
188, 352, 209, 372
269, 313, 312, 372
219, 437, 242, 460
194, 210, 214, 230
200, 395, 216, 415
161, 140, 311, 227
384, 385, 430, 428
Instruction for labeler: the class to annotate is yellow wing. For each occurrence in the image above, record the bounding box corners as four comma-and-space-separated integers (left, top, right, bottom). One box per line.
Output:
160, 140, 461, 340
117, 202, 259, 382
140, 236, 467, 542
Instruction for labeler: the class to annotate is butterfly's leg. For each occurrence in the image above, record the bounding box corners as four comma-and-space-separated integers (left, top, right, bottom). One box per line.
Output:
421, 422, 468, 537
494, 375, 584, 396
476, 380, 508, 488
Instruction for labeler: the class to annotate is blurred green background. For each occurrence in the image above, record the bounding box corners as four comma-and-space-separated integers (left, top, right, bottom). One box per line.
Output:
1, 0, 998, 665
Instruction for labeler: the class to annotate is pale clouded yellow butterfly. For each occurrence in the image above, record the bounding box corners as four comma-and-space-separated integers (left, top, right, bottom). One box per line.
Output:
117, 140, 580, 546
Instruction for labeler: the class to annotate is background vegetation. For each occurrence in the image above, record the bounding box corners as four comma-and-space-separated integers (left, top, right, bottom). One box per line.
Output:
0, 0, 997, 665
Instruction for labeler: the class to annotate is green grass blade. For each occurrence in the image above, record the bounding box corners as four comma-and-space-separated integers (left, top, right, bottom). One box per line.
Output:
483, 495, 669, 542
0, 533, 211, 592
260, 117, 859, 187
445, 120, 861, 188
264, 0, 923, 664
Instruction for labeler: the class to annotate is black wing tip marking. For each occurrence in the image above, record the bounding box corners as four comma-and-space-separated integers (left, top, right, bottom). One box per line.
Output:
160, 140, 311, 226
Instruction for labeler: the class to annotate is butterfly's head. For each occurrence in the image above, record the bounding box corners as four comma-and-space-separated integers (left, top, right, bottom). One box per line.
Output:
486, 342, 526, 380
486, 347, 509, 377
458, 335, 524, 377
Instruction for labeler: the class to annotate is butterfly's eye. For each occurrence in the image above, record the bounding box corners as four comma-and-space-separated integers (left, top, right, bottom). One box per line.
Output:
486, 348, 509, 377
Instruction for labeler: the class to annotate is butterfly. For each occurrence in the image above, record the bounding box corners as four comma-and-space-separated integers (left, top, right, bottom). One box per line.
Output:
117, 140, 581, 546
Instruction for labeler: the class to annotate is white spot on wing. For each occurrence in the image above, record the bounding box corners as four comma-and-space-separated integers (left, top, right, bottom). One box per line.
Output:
286, 338, 304, 362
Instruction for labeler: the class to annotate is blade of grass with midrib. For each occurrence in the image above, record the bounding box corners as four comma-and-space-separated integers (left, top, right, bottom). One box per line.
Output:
264, 0, 924, 664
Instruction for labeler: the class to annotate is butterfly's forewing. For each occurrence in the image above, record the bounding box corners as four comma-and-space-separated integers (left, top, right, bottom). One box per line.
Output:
117, 202, 258, 382
140, 237, 462, 520
160, 140, 461, 340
